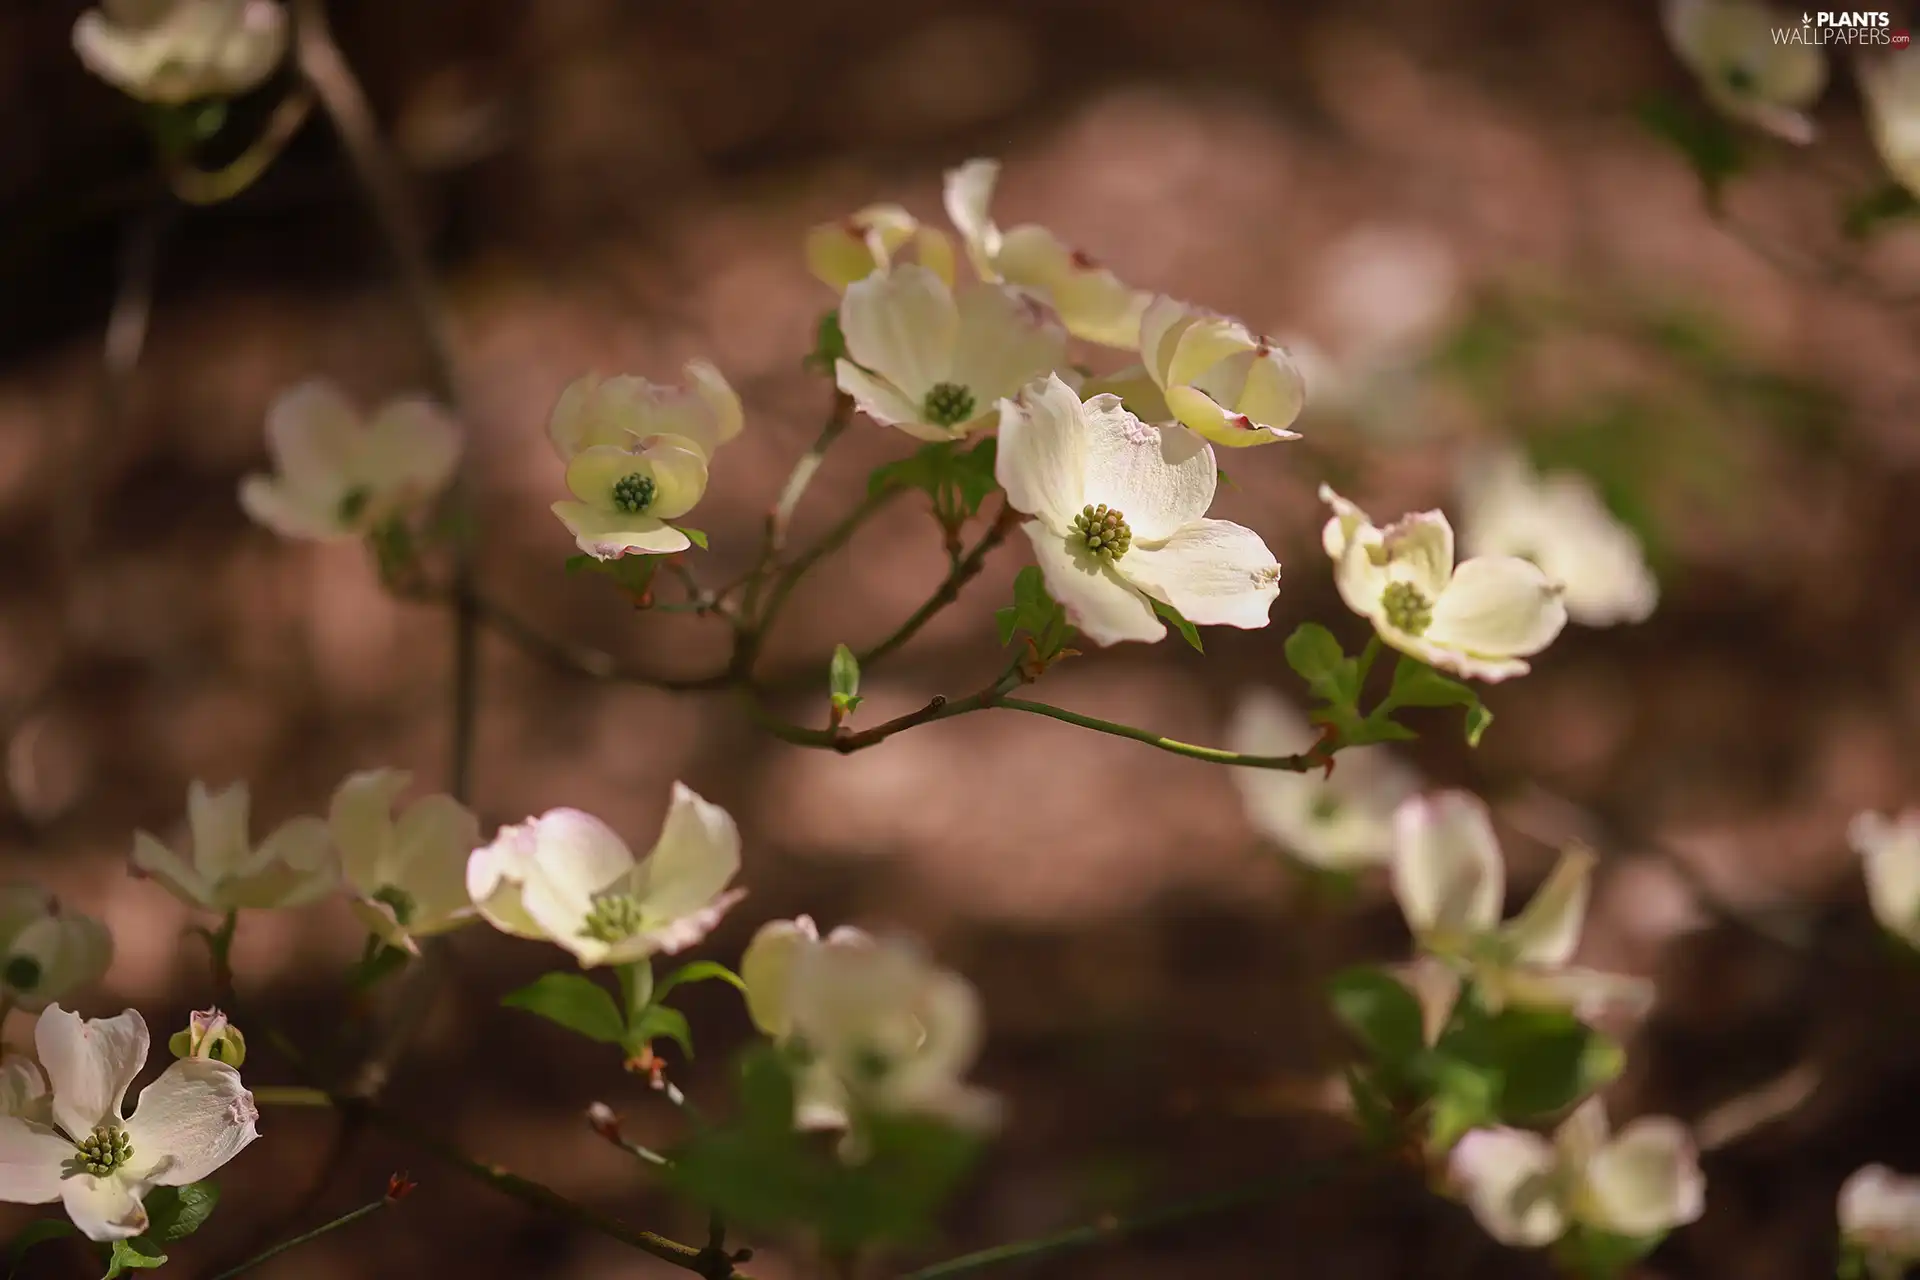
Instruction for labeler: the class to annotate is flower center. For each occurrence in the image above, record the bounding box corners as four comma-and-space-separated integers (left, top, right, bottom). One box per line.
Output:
1072, 504, 1132, 561
921, 381, 976, 428
336, 486, 372, 525
1380, 581, 1433, 635
1721, 62, 1757, 95
579, 892, 646, 944
371, 885, 416, 927
612, 473, 656, 515
1307, 792, 1344, 825
2, 956, 41, 992
76, 1124, 132, 1176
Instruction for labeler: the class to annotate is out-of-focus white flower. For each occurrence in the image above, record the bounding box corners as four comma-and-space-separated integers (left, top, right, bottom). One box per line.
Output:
778, 931, 999, 1133
1392, 792, 1653, 1022
1849, 810, 1920, 947
466, 784, 743, 969
1321, 486, 1566, 683
1458, 450, 1657, 628
73, 0, 287, 105
1450, 1097, 1705, 1248
1860, 54, 1920, 200
0, 887, 111, 1014
943, 158, 1150, 349
551, 436, 710, 560
835, 264, 1065, 441
131, 780, 335, 912
1226, 688, 1419, 872
239, 381, 461, 543
740, 916, 878, 1130
995, 375, 1280, 647
329, 769, 480, 955
1119, 296, 1305, 448
0, 1006, 258, 1241
806, 205, 957, 292
547, 364, 743, 464
1841, 1164, 1920, 1278
1662, 0, 1827, 143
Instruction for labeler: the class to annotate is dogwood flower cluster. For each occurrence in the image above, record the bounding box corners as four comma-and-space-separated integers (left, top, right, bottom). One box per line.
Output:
73, 0, 288, 106
1660, 0, 1828, 143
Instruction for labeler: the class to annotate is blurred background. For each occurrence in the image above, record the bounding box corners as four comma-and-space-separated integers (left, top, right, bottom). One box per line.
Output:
3, 0, 1920, 1275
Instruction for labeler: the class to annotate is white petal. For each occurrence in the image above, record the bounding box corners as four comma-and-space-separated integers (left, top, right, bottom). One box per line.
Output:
1502, 845, 1595, 967
348, 896, 420, 956
237, 475, 347, 541
466, 823, 545, 939
227, 816, 336, 909
997, 225, 1145, 349
740, 917, 820, 1038
551, 503, 691, 560
839, 265, 957, 401
1427, 556, 1569, 659
262, 381, 359, 500
615, 889, 746, 964
1555, 1096, 1612, 1169
328, 769, 409, 893
360, 398, 462, 499
1079, 400, 1215, 542
1395, 956, 1462, 1046
1080, 364, 1172, 424
676, 360, 744, 457
1852, 811, 1920, 945
130, 832, 212, 910
949, 284, 1066, 403
123, 1060, 258, 1186
836, 360, 926, 432
4, 913, 113, 1012
635, 437, 710, 522
1120, 518, 1280, 630
1580, 1117, 1705, 1236
61, 1174, 149, 1242
1023, 521, 1163, 647
1380, 510, 1456, 602
519, 808, 637, 937
994, 374, 1087, 531
1227, 690, 1408, 872
390, 795, 481, 931
1139, 295, 1198, 388
186, 781, 253, 884
0, 1115, 71, 1203
942, 159, 1003, 277
1391, 632, 1534, 684
37, 1006, 147, 1138
1391, 792, 1505, 941
1163, 385, 1299, 448
1841, 1164, 1920, 1253
1449, 1127, 1567, 1247
0, 1060, 48, 1119
635, 783, 742, 925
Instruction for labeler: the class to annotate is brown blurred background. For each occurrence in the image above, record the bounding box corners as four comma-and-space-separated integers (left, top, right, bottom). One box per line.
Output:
3, 0, 1920, 1275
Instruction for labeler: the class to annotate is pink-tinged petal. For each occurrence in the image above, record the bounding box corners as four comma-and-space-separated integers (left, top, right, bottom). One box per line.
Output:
123, 1060, 259, 1187
994, 374, 1088, 531
740, 917, 821, 1039
1449, 1127, 1566, 1247
1022, 521, 1163, 647
1078, 402, 1215, 542
1391, 792, 1505, 941
0, 1115, 71, 1203
37, 1007, 147, 1138
1120, 519, 1280, 629
835, 360, 924, 431
62, 1173, 149, 1242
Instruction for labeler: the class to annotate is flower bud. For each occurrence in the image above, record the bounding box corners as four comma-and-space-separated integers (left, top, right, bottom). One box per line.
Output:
169, 1008, 246, 1067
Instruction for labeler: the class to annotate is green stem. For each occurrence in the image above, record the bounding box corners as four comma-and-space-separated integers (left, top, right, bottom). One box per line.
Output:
165, 87, 314, 206
993, 699, 1330, 771
856, 500, 1019, 670
203, 1191, 394, 1280
743, 665, 1025, 752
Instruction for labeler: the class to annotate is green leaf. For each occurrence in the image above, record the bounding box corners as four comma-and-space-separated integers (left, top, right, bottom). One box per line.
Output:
994, 565, 1069, 656
563, 554, 597, 575
829, 644, 860, 700
1152, 599, 1203, 652
1552, 1224, 1664, 1280
6, 1219, 75, 1280
501, 973, 628, 1045
654, 960, 750, 1002
102, 1237, 166, 1279
1843, 180, 1920, 240
628, 1004, 694, 1059
1438, 1003, 1622, 1123
1426, 1057, 1500, 1154
141, 1182, 219, 1243
1387, 657, 1492, 746
803, 309, 847, 374
677, 526, 709, 551
1634, 92, 1746, 205
1283, 623, 1357, 705
947, 437, 999, 515
1327, 967, 1427, 1071
865, 438, 1000, 518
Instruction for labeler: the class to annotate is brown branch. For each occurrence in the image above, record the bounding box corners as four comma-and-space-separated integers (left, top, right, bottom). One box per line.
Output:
856, 500, 1020, 670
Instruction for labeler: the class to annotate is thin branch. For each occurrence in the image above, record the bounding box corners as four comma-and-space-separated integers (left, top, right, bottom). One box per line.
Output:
993, 698, 1330, 771
856, 501, 1019, 670
741, 665, 1026, 752
764, 392, 852, 558
204, 1182, 404, 1280
166, 86, 315, 206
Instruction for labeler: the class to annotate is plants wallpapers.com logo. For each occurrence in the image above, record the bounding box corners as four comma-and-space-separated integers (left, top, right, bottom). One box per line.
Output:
1771, 11, 1912, 44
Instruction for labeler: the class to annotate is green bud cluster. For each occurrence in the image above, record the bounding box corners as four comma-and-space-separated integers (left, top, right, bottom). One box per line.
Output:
612, 473, 657, 515
580, 892, 647, 944
1072, 504, 1132, 561
77, 1124, 132, 1176
1381, 581, 1434, 636
921, 381, 977, 428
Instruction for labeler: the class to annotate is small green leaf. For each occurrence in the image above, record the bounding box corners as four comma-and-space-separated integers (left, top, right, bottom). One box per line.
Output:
1552, 1224, 1664, 1280
1284, 623, 1357, 705
102, 1237, 166, 1279
677, 526, 709, 551
1438, 1002, 1621, 1123
502, 973, 627, 1045
865, 438, 1000, 517
1634, 92, 1746, 205
1387, 657, 1493, 746
995, 565, 1069, 656
1426, 1057, 1500, 1154
6, 1219, 75, 1280
564, 554, 598, 575
1152, 599, 1203, 652
628, 1004, 694, 1059
141, 1182, 219, 1243
803, 309, 847, 374
830, 644, 860, 700
947, 437, 1000, 515
1327, 966, 1427, 1071
654, 960, 750, 1002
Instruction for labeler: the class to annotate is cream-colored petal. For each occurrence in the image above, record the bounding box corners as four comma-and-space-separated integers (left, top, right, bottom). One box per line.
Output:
390, 794, 481, 931
1579, 1116, 1705, 1236
1841, 1165, 1920, 1257
232, 815, 335, 908
1139, 295, 1199, 388
1489, 965, 1656, 1022
1119, 519, 1279, 630
839, 265, 958, 401
1426, 555, 1568, 660
1502, 845, 1595, 968
942, 158, 1003, 278
636, 438, 710, 521
130, 832, 212, 910
3, 914, 113, 1012
186, 780, 253, 884
0, 1114, 68, 1203
740, 916, 820, 1039
551, 503, 691, 560
1380, 510, 1455, 602
1081, 364, 1173, 424
37, 1006, 147, 1137
993, 374, 1088, 531
465, 822, 546, 939
328, 769, 409, 893
1163, 385, 1298, 448
61, 1173, 149, 1242
1854, 811, 1920, 947
835, 360, 927, 433
261, 380, 359, 500
1023, 522, 1163, 647
635, 783, 742, 926
1391, 791, 1505, 941
997, 225, 1147, 349
359, 397, 461, 500
237, 475, 349, 541
122, 1059, 258, 1187
948, 284, 1067, 403
1167, 315, 1259, 390
1449, 1127, 1567, 1247
1079, 402, 1216, 542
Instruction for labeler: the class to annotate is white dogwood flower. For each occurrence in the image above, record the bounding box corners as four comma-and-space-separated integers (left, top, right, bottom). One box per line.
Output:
779, 932, 999, 1133
0, 1006, 258, 1241
551, 435, 710, 560
1841, 1165, 1920, 1278
0, 887, 112, 1014
1131, 295, 1305, 448
740, 916, 878, 1130
807, 205, 956, 292
466, 784, 743, 969
131, 780, 335, 912
1661, 0, 1827, 143
1227, 689, 1419, 872
943, 158, 1151, 349
1459, 450, 1657, 628
73, 0, 287, 105
329, 769, 480, 955
1860, 54, 1920, 200
547, 363, 743, 463
996, 374, 1281, 647
1321, 486, 1566, 683
835, 264, 1066, 441
239, 381, 460, 543
1392, 792, 1652, 1022
1450, 1097, 1705, 1248
1850, 810, 1920, 948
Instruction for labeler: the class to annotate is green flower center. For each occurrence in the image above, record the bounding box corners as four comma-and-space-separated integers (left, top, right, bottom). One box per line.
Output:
1381, 581, 1433, 636
1722, 62, 1757, 94
1072, 504, 1132, 561
336, 486, 372, 525
371, 885, 416, 927
2, 956, 41, 992
76, 1124, 132, 1176
579, 892, 646, 944
921, 381, 976, 428
1307, 792, 1344, 825
612, 473, 657, 515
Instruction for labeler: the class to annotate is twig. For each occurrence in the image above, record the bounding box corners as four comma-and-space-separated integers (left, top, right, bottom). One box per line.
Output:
764, 392, 852, 558
993, 698, 1331, 771
856, 501, 1020, 670
203, 1179, 410, 1280
166, 86, 315, 206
